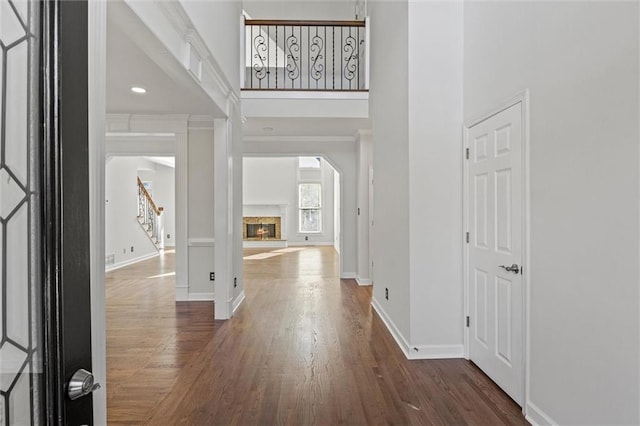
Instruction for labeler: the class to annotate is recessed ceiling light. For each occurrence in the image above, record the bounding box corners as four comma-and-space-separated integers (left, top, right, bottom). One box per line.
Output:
262, 126, 274, 132
131, 86, 147, 94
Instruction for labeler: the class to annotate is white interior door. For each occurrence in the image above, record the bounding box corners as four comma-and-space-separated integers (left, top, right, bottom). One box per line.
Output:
468, 102, 523, 405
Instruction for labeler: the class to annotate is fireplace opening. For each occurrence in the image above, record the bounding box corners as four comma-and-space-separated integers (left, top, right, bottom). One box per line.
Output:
247, 223, 276, 239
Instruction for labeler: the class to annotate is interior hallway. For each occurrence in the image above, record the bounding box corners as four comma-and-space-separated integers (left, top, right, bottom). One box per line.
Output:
106, 247, 527, 424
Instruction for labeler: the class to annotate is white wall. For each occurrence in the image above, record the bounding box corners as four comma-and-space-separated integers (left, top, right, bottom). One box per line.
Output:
244, 138, 357, 278
356, 131, 372, 284
150, 162, 176, 247
243, 1, 355, 21
369, 1, 464, 358
334, 168, 341, 253
188, 126, 215, 297
105, 157, 158, 267
408, 2, 463, 354
243, 157, 336, 245
464, 2, 639, 424
369, 0, 411, 342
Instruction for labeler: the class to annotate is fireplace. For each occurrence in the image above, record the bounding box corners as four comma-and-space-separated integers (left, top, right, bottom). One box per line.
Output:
242, 216, 282, 239
246, 223, 276, 239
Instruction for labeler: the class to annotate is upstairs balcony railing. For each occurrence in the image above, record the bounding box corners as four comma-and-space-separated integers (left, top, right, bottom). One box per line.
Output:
243, 19, 368, 91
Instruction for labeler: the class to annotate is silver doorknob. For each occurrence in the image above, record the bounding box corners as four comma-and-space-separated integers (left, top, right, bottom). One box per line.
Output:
498, 264, 520, 274
68, 369, 101, 400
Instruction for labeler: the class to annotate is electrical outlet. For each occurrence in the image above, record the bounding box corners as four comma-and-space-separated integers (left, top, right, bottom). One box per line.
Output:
210, 272, 215, 281
305, 236, 309, 241
385, 288, 389, 300
234, 277, 237, 288
167, 234, 171, 239
130, 246, 134, 252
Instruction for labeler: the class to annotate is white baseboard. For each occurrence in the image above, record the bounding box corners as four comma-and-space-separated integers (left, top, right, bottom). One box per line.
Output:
371, 296, 412, 357
356, 275, 372, 286
243, 240, 288, 248
288, 241, 334, 247
106, 252, 159, 272
341, 272, 357, 280
526, 401, 556, 426
232, 290, 246, 314
175, 285, 189, 301
408, 344, 464, 360
188, 292, 215, 301
371, 297, 464, 360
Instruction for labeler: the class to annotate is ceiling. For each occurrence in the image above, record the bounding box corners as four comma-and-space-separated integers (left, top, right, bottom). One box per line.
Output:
106, 3, 216, 116
106, 2, 370, 138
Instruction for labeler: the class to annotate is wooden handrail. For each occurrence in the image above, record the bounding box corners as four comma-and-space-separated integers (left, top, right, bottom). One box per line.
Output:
245, 19, 365, 27
137, 177, 162, 216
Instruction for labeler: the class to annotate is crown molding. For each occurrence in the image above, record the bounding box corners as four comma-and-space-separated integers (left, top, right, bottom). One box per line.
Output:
106, 113, 189, 133
156, 1, 239, 115
244, 135, 356, 143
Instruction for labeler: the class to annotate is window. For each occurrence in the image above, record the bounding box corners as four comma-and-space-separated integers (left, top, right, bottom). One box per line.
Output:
299, 183, 322, 233
298, 156, 321, 169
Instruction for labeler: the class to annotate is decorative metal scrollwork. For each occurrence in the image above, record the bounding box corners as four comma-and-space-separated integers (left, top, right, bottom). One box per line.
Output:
253, 34, 268, 82
286, 33, 300, 81
343, 34, 358, 83
310, 34, 324, 83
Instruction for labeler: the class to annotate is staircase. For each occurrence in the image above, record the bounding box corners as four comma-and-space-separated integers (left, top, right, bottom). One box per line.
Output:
137, 177, 164, 250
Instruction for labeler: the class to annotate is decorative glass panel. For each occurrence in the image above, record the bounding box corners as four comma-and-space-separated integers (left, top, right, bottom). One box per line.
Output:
0, 0, 42, 424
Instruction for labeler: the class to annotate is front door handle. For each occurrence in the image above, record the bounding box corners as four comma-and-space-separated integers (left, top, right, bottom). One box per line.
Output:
498, 264, 520, 274
68, 369, 101, 400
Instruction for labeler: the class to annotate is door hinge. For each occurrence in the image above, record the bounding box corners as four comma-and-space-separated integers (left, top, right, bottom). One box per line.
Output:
466, 316, 470, 327
466, 232, 469, 243
465, 148, 469, 160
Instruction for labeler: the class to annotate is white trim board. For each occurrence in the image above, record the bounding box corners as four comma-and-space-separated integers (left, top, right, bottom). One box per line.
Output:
243, 240, 288, 249
175, 285, 189, 301
371, 297, 464, 360
232, 290, 246, 315
188, 292, 215, 301
288, 242, 335, 247
356, 275, 372, 286
525, 402, 557, 426
105, 252, 159, 272
188, 238, 216, 247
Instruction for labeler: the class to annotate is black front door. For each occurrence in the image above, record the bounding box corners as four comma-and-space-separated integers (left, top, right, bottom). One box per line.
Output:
44, 0, 94, 424
0, 0, 94, 424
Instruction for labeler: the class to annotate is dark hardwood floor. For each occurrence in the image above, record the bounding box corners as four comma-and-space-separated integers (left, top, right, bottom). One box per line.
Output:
106, 246, 527, 425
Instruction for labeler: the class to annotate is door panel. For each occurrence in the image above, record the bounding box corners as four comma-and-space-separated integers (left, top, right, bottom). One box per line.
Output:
0, 0, 44, 423
0, 1, 93, 424
468, 102, 523, 405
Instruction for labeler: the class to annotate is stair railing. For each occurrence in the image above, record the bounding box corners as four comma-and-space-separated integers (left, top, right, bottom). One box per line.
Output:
137, 177, 164, 246
243, 19, 368, 91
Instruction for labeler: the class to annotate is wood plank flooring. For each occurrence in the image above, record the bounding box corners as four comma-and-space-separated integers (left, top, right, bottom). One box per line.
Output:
106, 246, 527, 425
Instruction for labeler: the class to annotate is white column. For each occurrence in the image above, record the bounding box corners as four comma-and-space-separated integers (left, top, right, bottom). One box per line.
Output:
214, 118, 233, 319
175, 131, 189, 300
